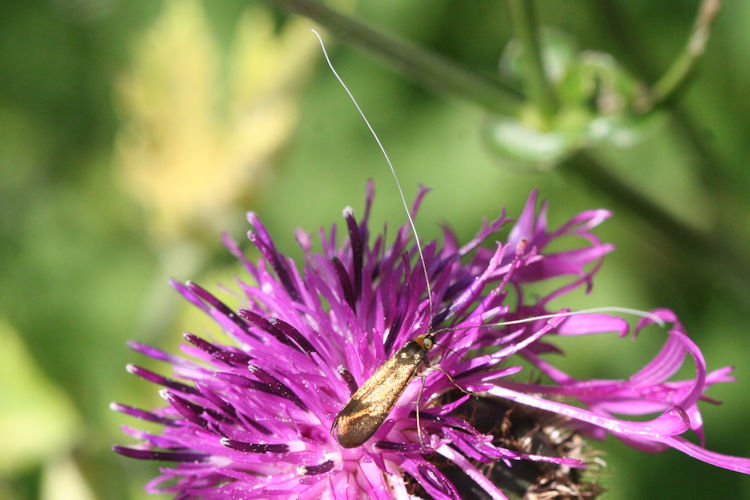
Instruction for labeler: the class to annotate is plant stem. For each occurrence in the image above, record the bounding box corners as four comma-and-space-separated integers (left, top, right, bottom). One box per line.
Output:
594, 1, 742, 196
266, 0, 750, 293
593, 1, 750, 294
266, 0, 522, 115
506, 0, 558, 118
650, 0, 722, 106
563, 151, 750, 294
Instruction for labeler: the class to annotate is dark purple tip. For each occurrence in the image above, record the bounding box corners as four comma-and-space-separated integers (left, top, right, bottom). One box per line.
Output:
110, 402, 176, 426
246, 219, 302, 303
375, 441, 424, 453
161, 391, 208, 429
213, 349, 254, 366
112, 446, 209, 462
248, 365, 309, 412
127, 341, 182, 364
268, 317, 318, 356
343, 207, 363, 300
337, 365, 358, 396
126, 364, 199, 395
418, 463, 455, 496
214, 371, 307, 412
238, 309, 304, 353
299, 460, 334, 476
182, 332, 220, 354
221, 438, 289, 454
185, 282, 261, 342
331, 256, 356, 312
183, 332, 253, 366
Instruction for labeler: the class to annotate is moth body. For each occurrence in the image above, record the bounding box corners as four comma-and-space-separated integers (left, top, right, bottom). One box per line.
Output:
333, 334, 433, 448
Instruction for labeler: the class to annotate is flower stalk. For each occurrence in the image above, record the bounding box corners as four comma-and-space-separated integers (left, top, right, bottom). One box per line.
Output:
506, 0, 558, 118
265, 0, 523, 115
650, 0, 722, 106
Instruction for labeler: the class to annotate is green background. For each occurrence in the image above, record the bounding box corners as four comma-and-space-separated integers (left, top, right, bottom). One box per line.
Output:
2, 1, 749, 498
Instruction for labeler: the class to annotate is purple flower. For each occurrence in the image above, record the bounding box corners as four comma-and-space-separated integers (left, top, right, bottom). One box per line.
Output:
114, 182, 750, 499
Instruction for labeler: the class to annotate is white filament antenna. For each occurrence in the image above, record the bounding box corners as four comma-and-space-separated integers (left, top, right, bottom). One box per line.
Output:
312, 29, 434, 324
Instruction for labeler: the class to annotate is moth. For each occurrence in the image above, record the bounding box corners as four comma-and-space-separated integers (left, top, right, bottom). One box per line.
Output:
331, 332, 435, 448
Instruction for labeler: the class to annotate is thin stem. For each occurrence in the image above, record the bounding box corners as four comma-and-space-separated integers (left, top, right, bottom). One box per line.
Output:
594, 1, 750, 292
506, 0, 558, 118
563, 152, 750, 294
266, 0, 522, 115
595, 1, 742, 196
267, 0, 750, 295
650, 0, 722, 106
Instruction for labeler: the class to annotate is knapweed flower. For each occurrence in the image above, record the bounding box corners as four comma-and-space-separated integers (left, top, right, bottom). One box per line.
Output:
114, 182, 750, 499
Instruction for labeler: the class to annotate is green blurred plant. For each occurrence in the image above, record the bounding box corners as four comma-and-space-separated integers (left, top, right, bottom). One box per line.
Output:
486, 27, 658, 170
0, 320, 83, 495
113, 0, 331, 353
115, 0, 321, 247
266, 0, 750, 302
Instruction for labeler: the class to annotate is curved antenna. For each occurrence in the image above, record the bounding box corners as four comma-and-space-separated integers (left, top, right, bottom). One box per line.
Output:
311, 29, 434, 326
433, 306, 666, 337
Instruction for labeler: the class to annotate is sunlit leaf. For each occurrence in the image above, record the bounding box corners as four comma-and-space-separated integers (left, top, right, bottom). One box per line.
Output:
0, 320, 79, 473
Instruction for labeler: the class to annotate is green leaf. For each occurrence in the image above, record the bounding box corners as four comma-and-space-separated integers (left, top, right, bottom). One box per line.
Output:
0, 320, 79, 473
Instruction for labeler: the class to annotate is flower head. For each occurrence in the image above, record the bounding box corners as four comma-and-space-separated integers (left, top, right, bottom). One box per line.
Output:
114, 182, 750, 498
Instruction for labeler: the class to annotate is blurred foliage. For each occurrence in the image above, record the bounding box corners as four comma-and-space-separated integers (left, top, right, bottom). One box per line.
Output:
0, 321, 79, 474
486, 27, 659, 170
0, 0, 749, 499
115, 0, 319, 245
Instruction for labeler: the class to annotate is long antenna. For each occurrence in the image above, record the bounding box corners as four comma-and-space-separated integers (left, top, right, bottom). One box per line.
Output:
312, 29, 434, 325
433, 306, 666, 336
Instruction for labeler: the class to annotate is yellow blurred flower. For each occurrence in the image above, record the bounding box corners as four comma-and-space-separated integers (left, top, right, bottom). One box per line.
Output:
115, 0, 320, 244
